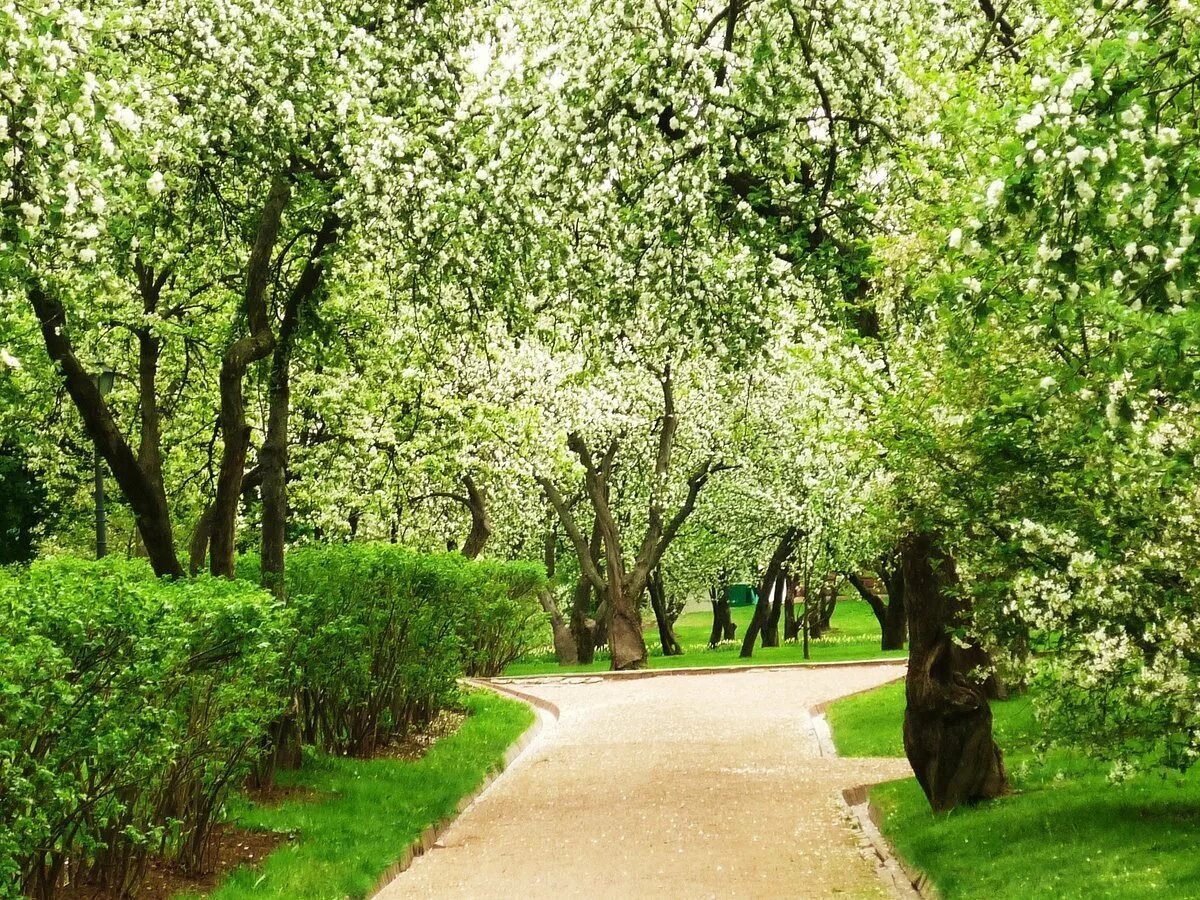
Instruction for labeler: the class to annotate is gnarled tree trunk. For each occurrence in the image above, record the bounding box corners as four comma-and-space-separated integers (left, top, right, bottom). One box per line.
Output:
901, 531, 1009, 812
648, 567, 682, 656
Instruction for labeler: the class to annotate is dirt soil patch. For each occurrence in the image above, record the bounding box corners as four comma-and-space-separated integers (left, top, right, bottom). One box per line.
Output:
58, 824, 287, 900
245, 782, 328, 808
379, 708, 468, 761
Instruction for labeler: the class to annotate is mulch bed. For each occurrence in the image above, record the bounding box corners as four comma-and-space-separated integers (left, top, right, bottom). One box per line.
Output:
57, 710, 469, 898
58, 824, 288, 900
378, 708, 468, 761
244, 782, 327, 808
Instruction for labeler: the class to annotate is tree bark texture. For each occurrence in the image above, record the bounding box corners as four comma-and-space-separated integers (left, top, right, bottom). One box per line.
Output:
901, 531, 1009, 812
210, 174, 291, 577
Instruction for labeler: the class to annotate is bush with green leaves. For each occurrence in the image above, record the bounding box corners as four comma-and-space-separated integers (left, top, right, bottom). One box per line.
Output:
260, 544, 544, 757
443, 555, 547, 678
0, 558, 288, 899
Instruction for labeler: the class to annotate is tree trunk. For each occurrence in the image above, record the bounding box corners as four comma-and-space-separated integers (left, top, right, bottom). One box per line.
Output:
539, 370, 727, 673
741, 528, 799, 658
189, 466, 263, 576
601, 495, 644, 669
459, 474, 493, 559
707, 585, 731, 646
880, 558, 908, 650
538, 589, 578, 665
569, 576, 596, 664
188, 504, 217, 576
818, 580, 837, 632
901, 531, 1009, 812
210, 175, 291, 577
883, 594, 907, 650
261, 213, 338, 597
607, 579, 645, 670
848, 571, 888, 630
848, 570, 906, 650
761, 573, 786, 647
783, 578, 800, 641
569, 517, 604, 664
26, 286, 182, 577
648, 568, 682, 656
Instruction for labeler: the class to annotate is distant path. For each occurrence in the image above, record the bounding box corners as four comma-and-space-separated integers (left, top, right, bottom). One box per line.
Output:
376, 664, 909, 899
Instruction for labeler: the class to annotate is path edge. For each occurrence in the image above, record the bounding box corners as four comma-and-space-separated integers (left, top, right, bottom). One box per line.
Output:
369, 678, 560, 898
808, 672, 939, 900
840, 784, 940, 900
496, 655, 905, 685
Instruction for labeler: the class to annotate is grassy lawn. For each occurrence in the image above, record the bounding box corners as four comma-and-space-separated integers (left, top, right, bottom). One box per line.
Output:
826, 681, 1200, 899
504, 598, 905, 676
191, 690, 534, 900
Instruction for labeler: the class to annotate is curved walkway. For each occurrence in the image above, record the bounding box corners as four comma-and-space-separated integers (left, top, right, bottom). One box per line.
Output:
377, 664, 909, 899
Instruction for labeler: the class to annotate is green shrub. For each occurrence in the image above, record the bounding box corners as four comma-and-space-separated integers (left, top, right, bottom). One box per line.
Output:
259, 544, 545, 757
0, 558, 288, 899
0, 545, 544, 897
449, 556, 546, 677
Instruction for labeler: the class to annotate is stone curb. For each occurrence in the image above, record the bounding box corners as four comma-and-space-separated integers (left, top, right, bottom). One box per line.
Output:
807, 674, 938, 900
493, 655, 907, 685
840, 785, 939, 900
370, 680, 560, 898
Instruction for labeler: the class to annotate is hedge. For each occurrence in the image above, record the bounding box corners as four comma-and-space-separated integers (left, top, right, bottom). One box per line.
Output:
244, 545, 545, 757
0, 546, 545, 899
0, 558, 288, 899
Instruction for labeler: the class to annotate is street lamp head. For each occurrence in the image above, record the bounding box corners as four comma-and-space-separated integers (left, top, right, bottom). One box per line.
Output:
96, 367, 116, 396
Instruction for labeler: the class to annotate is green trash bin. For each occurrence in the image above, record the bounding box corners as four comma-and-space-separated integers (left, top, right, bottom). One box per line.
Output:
725, 583, 758, 607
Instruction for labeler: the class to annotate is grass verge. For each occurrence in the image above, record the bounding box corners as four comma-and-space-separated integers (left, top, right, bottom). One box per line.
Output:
826, 681, 1200, 899
189, 690, 534, 900
504, 599, 906, 676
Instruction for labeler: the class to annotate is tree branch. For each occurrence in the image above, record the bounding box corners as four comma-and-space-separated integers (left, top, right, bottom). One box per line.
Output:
538, 475, 608, 593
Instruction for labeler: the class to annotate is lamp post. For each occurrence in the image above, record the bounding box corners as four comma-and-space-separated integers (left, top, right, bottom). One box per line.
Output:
94, 367, 115, 559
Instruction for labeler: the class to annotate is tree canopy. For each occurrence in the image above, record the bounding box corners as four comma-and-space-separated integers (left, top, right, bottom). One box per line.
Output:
4, 0, 1200, 807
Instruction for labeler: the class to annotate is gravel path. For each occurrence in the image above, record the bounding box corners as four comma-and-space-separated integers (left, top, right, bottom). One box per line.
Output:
377, 664, 910, 899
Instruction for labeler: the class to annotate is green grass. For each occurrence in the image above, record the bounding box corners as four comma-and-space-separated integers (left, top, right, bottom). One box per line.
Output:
826, 680, 1038, 758
826, 682, 1200, 899
504, 599, 905, 676
192, 690, 534, 900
